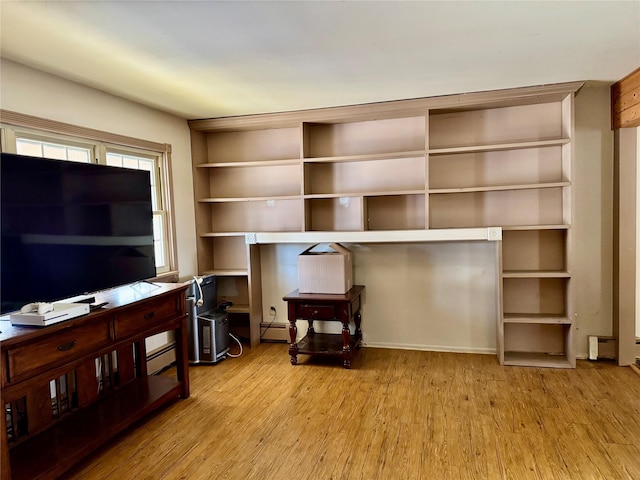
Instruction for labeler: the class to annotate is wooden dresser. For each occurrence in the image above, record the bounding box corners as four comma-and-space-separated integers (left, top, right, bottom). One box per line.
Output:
0, 283, 190, 480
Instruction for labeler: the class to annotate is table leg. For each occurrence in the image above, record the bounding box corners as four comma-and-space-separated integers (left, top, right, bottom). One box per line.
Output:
287, 302, 298, 365
354, 309, 362, 348
1, 400, 10, 480
175, 314, 190, 398
341, 320, 351, 369
134, 340, 148, 377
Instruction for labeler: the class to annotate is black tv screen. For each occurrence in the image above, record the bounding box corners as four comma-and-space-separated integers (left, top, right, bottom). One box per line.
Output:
1, 153, 157, 313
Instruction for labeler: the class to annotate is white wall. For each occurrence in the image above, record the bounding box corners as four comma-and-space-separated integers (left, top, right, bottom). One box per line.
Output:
261, 242, 498, 353
0, 59, 198, 281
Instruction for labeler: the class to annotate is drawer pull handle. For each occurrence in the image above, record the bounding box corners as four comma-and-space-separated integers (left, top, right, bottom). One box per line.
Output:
313, 310, 319, 315
144, 312, 156, 320
57, 340, 77, 352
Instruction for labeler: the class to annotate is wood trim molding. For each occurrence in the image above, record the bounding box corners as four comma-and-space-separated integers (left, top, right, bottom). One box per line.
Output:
611, 67, 640, 129
189, 81, 584, 132
0, 109, 169, 152
162, 150, 179, 276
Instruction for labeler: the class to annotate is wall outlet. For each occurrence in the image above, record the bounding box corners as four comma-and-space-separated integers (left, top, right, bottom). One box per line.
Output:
270, 306, 276, 316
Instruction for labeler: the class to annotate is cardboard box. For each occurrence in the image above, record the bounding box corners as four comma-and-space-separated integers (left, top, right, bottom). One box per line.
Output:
298, 243, 353, 294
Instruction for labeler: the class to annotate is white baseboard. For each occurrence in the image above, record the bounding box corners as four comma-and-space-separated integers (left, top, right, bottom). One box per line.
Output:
260, 322, 289, 342
147, 342, 176, 374
361, 341, 495, 355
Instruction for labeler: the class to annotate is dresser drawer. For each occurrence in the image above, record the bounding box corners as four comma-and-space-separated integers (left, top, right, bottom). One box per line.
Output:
113, 295, 179, 339
296, 303, 337, 320
7, 320, 111, 383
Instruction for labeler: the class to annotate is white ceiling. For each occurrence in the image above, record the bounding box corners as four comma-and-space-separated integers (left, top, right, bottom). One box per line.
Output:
1, 1, 639, 120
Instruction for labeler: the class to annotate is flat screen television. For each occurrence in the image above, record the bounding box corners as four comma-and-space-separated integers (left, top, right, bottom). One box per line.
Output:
1, 153, 157, 314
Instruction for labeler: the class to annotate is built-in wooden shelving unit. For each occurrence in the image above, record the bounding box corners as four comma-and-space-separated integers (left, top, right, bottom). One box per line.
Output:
189, 81, 581, 366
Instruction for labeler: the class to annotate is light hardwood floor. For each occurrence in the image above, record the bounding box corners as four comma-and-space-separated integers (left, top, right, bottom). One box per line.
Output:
61, 344, 640, 480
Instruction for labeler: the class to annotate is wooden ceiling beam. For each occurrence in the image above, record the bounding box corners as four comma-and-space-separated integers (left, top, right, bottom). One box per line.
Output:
611, 67, 640, 129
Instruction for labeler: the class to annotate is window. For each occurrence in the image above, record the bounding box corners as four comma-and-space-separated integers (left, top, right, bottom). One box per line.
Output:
106, 150, 168, 271
1, 124, 176, 277
17, 137, 92, 163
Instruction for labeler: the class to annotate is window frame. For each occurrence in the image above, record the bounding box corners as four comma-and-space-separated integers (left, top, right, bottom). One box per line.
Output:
0, 110, 178, 281
104, 145, 170, 274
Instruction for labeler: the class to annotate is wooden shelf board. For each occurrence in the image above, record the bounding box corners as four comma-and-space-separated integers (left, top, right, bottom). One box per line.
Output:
304, 193, 364, 200
296, 333, 360, 356
225, 304, 250, 314
9, 376, 182, 480
501, 224, 570, 231
503, 351, 573, 368
200, 232, 247, 238
303, 150, 425, 164
206, 269, 248, 277
428, 138, 570, 155
503, 314, 572, 324
199, 195, 302, 203
362, 189, 426, 198
214, 228, 303, 236
502, 270, 570, 278
429, 181, 570, 194
304, 189, 425, 199
198, 159, 300, 168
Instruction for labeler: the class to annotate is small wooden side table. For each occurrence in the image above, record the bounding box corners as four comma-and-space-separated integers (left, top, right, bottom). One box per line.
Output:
283, 285, 364, 369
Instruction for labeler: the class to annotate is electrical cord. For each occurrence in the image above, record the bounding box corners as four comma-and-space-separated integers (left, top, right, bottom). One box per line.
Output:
193, 276, 204, 307
226, 332, 243, 358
